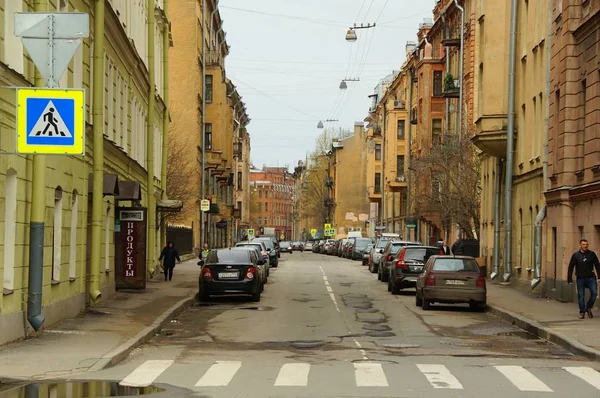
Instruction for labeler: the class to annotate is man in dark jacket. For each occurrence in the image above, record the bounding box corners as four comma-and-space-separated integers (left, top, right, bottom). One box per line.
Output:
451, 239, 465, 255
159, 242, 181, 281
568, 239, 600, 319
440, 240, 451, 255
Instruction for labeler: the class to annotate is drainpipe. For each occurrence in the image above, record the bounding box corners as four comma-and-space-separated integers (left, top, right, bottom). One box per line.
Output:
532, 0, 554, 290
491, 157, 502, 280
160, 0, 170, 251
381, 101, 387, 230
453, 0, 464, 138
406, 68, 413, 241
503, 0, 519, 283
441, 15, 450, 127
26, 0, 49, 332
89, 0, 105, 303
147, 0, 157, 276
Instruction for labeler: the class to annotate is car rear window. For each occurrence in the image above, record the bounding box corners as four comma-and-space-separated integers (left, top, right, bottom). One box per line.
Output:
255, 239, 274, 249
208, 250, 250, 264
376, 239, 391, 248
432, 258, 480, 272
404, 248, 441, 262
237, 243, 263, 252
390, 243, 404, 254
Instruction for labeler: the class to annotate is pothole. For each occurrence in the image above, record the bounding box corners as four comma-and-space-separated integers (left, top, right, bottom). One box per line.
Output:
362, 324, 392, 331
289, 340, 327, 349
496, 331, 540, 340
378, 343, 421, 349
365, 331, 396, 337
355, 308, 378, 313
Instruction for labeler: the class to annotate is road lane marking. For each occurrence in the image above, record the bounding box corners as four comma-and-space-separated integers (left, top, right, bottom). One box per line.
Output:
324, 281, 330, 286
326, 286, 333, 293
354, 362, 388, 387
323, 276, 328, 281
328, 292, 341, 312
274, 363, 311, 386
195, 361, 242, 387
417, 364, 463, 389
495, 366, 553, 392
353, 339, 362, 348
120, 360, 173, 387
563, 367, 600, 390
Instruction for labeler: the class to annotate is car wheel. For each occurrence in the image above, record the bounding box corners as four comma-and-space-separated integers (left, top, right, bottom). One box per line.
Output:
415, 291, 423, 307
391, 282, 401, 295
387, 278, 392, 292
251, 291, 261, 302
377, 270, 382, 280
422, 298, 431, 310
198, 290, 209, 302
381, 270, 389, 283
470, 300, 486, 312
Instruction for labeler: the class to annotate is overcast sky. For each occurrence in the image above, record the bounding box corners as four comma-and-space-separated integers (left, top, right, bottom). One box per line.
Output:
219, 0, 437, 169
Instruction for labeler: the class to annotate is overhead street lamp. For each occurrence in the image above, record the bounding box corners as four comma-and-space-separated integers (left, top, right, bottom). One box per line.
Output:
339, 77, 360, 90
345, 23, 376, 42
317, 119, 339, 128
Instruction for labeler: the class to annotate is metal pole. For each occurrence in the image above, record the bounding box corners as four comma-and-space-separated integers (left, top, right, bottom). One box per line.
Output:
160, 0, 170, 251
381, 102, 387, 230
147, 0, 157, 276
454, 0, 464, 138
89, 0, 105, 303
503, 0, 519, 283
391, 190, 395, 233
200, 0, 207, 249
491, 157, 502, 280
406, 68, 413, 240
27, 0, 51, 331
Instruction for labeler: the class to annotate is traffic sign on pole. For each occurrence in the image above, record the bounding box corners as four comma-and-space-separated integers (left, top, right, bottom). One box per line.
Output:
16, 88, 84, 155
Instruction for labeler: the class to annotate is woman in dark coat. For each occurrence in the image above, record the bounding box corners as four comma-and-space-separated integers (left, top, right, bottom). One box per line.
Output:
159, 241, 181, 281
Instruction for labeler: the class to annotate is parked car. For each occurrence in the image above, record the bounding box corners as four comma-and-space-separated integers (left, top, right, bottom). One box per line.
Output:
254, 237, 279, 267
292, 241, 304, 252
259, 235, 280, 258
362, 243, 374, 265
198, 249, 263, 302
350, 238, 373, 261
279, 241, 293, 253
231, 246, 268, 287
304, 241, 314, 250
378, 240, 421, 282
416, 255, 486, 312
369, 236, 399, 273
387, 246, 443, 294
235, 241, 270, 274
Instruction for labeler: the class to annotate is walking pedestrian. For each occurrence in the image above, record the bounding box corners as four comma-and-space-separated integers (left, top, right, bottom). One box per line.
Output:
567, 239, 600, 319
159, 241, 180, 281
440, 240, 451, 255
201, 243, 210, 259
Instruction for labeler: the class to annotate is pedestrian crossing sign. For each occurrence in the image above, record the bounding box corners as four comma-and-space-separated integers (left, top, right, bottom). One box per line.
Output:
16, 88, 85, 155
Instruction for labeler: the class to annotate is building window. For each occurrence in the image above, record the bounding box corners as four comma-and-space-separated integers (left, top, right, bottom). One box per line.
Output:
237, 171, 243, 190
52, 187, 63, 282
237, 201, 242, 218
204, 123, 212, 150
3, 169, 17, 291
265, 217, 269, 225
397, 120, 405, 139
397, 156, 405, 179
433, 71, 443, 96
375, 144, 382, 160
374, 173, 381, 193
258, 202, 262, 212
265, 202, 269, 212
205, 75, 213, 103
69, 191, 78, 280
265, 190, 269, 198
432, 119, 442, 146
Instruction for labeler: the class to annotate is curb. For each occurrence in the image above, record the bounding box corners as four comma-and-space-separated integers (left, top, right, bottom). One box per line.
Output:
88, 295, 196, 372
487, 303, 600, 361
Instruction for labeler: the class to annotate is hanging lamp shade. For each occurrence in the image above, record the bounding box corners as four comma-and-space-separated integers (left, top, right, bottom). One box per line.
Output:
345, 29, 357, 42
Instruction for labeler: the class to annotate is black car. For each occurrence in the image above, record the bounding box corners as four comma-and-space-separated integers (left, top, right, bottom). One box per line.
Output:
198, 249, 263, 302
254, 237, 279, 267
387, 246, 443, 294
279, 241, 293, 253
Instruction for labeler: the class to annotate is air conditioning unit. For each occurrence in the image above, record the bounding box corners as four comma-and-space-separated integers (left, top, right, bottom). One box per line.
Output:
348, 227, 354, 232
394, 100, 405, 109
356, 227, 362, 232
396, 176, 405, 182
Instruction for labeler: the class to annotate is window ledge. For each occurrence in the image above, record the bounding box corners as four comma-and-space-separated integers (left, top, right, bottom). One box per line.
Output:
51, 279, 61, 286
591, 164, 600, 174
69, 277, 76, 282
3, 288, 14, 296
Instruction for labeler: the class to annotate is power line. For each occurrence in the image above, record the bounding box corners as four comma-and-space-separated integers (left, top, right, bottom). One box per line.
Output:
220, 5, 349, 28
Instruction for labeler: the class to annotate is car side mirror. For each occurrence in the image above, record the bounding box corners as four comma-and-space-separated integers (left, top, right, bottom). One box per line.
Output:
267, 248, 272, 252
197, 260, 204, 267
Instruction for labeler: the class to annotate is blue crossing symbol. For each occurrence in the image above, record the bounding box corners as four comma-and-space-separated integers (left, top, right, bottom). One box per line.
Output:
26, 98, 75, 146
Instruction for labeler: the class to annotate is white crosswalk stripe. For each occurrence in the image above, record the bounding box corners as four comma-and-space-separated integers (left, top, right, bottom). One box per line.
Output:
563, 367, 600, 390
274, 363, 311, 386
195, 361, 242, 387
495, 365, 553, 392
354, 362, 389, 387
417, 364, 463, 389
119, 360, 173, 387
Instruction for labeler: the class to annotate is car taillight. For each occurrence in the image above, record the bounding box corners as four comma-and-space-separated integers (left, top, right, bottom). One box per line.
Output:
426, 272, 435, 287
246, 267, 256, 280
477, 274, 486, 288
395, 250, 407, 268
202, 268, 213, 280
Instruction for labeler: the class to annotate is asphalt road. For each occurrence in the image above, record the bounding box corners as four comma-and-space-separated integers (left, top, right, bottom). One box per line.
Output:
77, 252, 600, 397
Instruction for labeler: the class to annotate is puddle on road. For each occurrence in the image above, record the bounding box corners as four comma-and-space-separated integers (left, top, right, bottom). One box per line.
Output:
0, 381, 165, 397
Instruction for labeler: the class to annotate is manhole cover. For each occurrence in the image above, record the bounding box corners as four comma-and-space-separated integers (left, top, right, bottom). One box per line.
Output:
0, 381, 165, 396
289, 340, 326, 349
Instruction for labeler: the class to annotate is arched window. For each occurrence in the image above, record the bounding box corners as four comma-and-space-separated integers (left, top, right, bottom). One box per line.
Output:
52, 187, 63, 282
3, 169, 17, 291
69, 191, 78, 280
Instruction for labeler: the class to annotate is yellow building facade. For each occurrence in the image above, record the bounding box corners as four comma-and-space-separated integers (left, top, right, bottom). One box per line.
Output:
0, 0, 169, 345
169, 0, 250, 251
472, 0, 550, 289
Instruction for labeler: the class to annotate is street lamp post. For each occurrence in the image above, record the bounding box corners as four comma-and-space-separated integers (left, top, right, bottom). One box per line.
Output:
345, 23, 376, 42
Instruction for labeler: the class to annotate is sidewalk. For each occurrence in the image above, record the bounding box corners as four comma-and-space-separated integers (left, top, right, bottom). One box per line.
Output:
0, 259, 199, 380
487, 283, 600, 361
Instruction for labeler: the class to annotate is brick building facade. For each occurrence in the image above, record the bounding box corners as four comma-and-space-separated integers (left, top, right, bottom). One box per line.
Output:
250, 167, 294, 241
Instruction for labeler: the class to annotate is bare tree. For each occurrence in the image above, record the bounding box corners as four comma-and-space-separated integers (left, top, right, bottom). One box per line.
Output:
298, 156, 330, 225
410, 133, 481, 239
314, 127, 352, 155
166, 113, 198, 223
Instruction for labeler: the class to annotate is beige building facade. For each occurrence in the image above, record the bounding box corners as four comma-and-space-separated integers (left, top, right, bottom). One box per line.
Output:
0, 0, 169, 345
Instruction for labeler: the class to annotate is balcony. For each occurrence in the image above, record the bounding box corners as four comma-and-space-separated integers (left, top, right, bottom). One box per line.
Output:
442, 75, 460, 98
442, 26, 462, 47
206, 50, 222, 67
388, 176, 407, 192
471, 115, 514, 158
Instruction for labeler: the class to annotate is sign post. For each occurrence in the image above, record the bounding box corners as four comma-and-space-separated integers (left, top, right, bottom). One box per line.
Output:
14, 12, 89, 331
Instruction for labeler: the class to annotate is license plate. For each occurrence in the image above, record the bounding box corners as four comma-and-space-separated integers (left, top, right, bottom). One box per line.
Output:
410, 266, 423, 272
218, 272, 239, 279
446, 280, 465, 285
